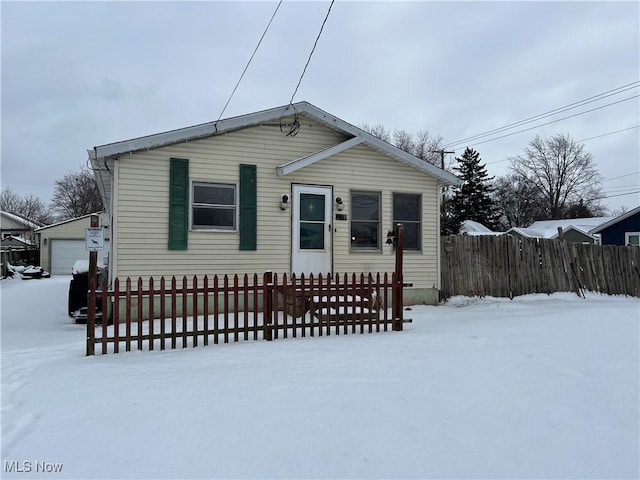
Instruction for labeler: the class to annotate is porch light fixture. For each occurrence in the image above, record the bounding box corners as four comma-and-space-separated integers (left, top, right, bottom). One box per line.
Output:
335, 196, 344, 211
280, 194, 290, 211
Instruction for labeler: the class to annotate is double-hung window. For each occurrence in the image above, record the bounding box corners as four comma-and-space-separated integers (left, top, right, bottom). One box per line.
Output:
192, 182, 236, 230
625, 232, 640, 247
350, 191, 381, 250
393, 193, 421, 250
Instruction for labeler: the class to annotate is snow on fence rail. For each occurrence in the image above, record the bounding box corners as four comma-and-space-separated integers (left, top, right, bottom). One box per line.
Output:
86, 272, 406, 356
441, 235, 640, 299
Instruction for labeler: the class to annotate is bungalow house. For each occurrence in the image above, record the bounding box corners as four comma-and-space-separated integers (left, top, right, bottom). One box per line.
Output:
590, 206, 640, 246
1, 210, 42, 274
1, 210, 43, 245
88, 102, 460, 305
35, 212, 110, 275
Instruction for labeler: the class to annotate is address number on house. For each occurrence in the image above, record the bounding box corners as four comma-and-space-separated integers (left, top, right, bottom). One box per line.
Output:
85, 227, 105, 251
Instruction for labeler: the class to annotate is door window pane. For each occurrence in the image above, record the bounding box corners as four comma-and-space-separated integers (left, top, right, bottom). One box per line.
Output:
300, 222, 324, 249
300, 194, 325, 221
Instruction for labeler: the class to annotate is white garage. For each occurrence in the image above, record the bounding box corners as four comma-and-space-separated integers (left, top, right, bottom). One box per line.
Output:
35, 212, 110, 275
50, 239, 110, 275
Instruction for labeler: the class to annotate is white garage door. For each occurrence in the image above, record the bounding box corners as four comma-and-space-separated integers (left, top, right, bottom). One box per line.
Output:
51, 239, 110, 275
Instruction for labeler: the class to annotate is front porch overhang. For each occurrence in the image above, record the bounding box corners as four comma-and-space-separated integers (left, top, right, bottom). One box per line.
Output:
276, 136, 364, 176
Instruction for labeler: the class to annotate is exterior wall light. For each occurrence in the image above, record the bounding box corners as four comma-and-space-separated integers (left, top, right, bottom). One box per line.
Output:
280, 194, 290, 211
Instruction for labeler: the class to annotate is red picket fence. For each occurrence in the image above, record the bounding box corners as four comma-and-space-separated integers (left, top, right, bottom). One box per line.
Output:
86, 271, 406, 355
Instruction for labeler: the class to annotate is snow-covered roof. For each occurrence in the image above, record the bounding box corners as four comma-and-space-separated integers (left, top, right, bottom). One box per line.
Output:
506, 227, 544, 238
590, 206, 640, 234
459, 220, 496, 234
0, 235, 34, 246
0, 211, 44, 230
464, 231, 504, 237
460, 220, 492, 233
526, 217, 615, 239
89, 101, 461, 211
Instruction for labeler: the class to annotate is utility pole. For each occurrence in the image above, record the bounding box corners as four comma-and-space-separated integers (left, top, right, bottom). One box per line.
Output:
430, 149, 455, 170
431, 150, 456, 235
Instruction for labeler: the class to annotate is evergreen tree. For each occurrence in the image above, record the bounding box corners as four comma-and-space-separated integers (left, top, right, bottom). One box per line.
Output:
440, 193, 462, 235
450, 147, 500, 230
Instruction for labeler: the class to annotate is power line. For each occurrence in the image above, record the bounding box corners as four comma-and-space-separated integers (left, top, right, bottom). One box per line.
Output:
578, 125, 639, 143
602, 171, 640, 183
452, 94, 639, 151
288, 0, 335, 105
599, 190, 640, 199
216, 0, 283, 122
443, 81, 639, 148
601, 185, 640, 191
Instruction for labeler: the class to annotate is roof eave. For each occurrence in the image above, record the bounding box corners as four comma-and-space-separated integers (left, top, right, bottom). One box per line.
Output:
590, 206, 640, 233
90, 100, 461, 185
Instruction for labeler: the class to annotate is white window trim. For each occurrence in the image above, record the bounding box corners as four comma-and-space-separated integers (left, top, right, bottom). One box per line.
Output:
392, 192, 422, 252
625, 231, 640, 246
190, 180, 239, 232
350, 190, 382, 253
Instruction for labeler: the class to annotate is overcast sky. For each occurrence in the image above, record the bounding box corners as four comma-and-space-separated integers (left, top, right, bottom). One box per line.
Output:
2, 0, 639, 215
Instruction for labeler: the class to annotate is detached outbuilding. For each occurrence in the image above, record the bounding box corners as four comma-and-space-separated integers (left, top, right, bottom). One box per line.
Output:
35, 212, 110, 275
89, 102, 460, 304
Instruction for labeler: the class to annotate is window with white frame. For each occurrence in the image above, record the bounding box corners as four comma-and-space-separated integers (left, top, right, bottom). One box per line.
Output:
192, 182, 236, 230
625, 232, 639, 247
393, 193, 421, 251
350, 191, 381, 250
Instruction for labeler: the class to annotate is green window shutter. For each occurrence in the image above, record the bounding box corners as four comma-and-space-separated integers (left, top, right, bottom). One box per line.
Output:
239, 164, 257, 251
168, 158, 189, 250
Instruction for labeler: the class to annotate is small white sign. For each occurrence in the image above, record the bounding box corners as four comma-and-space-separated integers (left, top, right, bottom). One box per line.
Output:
85, 227, 105, 251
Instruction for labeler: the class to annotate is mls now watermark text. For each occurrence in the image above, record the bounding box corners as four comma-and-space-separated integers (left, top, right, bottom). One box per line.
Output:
4, 460, 63, 473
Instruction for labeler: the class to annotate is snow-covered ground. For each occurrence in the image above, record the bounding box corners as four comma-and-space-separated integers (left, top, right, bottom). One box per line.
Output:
1, 276, 638, 479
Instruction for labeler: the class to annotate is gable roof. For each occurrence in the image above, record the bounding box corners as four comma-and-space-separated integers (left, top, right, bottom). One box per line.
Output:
459, 220, 504, 236
35, 211, 106, 232
88, 102, 461, 208
526, 217, 615, 239
590, 206, 640, 234
1, 235, 34, 247
1, 211, 44, 230
506, 227, 543, 238
549, 225, 598, 241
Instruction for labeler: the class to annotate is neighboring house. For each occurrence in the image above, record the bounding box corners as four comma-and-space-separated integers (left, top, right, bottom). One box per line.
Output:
35, 212, 110, 275
0, 235, 34, 249
590, 206, 640, 246
507, 217, 615, 244
459, 220, 503, 236
1, 210, 44, 246
89, 101, 460, 305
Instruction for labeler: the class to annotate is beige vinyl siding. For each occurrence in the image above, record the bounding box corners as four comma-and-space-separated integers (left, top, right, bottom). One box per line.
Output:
285, 144, 440, 290
113, 119, 441, 290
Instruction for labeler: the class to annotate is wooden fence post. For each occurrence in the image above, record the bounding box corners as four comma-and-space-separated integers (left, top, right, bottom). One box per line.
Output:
558, 227, 584, 298
393, 224, 404, 331
263, 271, 273, 341
86, 274, 96, 356
85, 214, 99, 356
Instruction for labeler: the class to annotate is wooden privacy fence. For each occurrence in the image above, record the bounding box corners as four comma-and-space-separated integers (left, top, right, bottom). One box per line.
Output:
87, 272, 405, 356
441, 235, 640, 299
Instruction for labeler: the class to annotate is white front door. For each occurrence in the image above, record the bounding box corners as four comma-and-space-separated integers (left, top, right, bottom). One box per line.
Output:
291, 184, 332, 276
